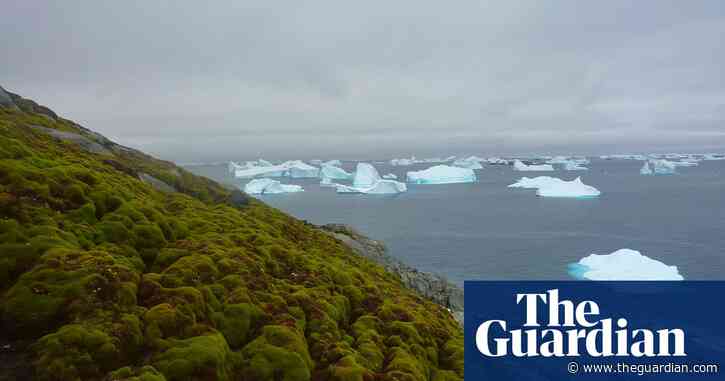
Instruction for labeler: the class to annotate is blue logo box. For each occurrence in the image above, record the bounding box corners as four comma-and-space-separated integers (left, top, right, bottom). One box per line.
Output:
464, 281, 725, 380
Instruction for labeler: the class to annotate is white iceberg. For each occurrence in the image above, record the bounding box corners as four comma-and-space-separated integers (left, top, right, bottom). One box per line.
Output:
452, 156, 484, 170
243, 179, 303, 194
335, 179, 407, 194
486, 157, 509, 165
672, 160, 698, 167
535, 177, 600, 198
382, 173, 398, 179
322, 159, 342, 167
512, 160, 554, 172
353, 163, 382, 188
509, 176, 600, 198
640, 162, 653, 175
234, 164, 288, 179
406, 165, 476, 184
390, 157, 416, 166
508, 176, 565, 189
320, 164, 353, 180
569, 249, 683, 280
285, 160, 320, 178
563, 161, 588, 171
703, 154, 725, 161
650, 159, 677, 175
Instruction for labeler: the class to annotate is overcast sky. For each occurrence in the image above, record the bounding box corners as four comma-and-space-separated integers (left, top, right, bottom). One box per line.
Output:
3, 1, 725, 162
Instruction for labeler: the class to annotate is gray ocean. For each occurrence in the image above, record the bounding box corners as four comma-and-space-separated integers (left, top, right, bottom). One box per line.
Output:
186, 159, 725, 285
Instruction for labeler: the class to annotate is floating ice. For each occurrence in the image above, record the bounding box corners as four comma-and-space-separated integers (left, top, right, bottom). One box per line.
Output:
650, 159, 677, 175
353, 163, 382, 188
600, 154, 647, 160
703, 154, 725, 161
390, 156, 456, 166
244, 179, 303, 194
390, 157, 416, 166
382, 173, 398, 179
486, 157, 509, 165
453, 156, 484, 170
569, 249, 683, 280
323, 159, 342, 167
640, 162, 653, 175
285, 160, 320, 178
233, 164, 288, 179
508, 176, 564, 189
535, 177, 600, 198
509, 176, 600, 198
512, 160, 554, 172
320, 165, 352, 180
406, 165, 477, 184
563, 161, 589, 171
335, 179, 407, 194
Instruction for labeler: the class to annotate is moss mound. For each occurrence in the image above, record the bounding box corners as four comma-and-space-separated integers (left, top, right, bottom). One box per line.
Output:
0, 92, 463, 380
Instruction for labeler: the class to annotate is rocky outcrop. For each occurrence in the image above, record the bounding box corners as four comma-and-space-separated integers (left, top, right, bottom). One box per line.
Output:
320, 223, 464, 324
138, 173, 177, 193
29, 125, 113, 155
0, 86, 17, 109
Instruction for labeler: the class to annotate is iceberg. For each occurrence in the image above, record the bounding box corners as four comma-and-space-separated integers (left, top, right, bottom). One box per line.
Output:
486, 157, 509, 165
452, 156, 484, 170
509, 176, 600, 198
320, 164, 353, 180
569, 249, 683, 280
234, 164, 288, 179
335, 179, 407, 194
650, 159, 677, 175
322, 159, 342, 167
563, 161, 588, 171
703, 154, 725, 161
285, 160, 320, 178
353, 163, 382, 188
639, 162, 653, 175
243, 179, 303, 194
535, 177, 600, 198
382, 173, 398, 179
512, 160, 554, 172
508, 176, 564, 189
390, 157, 416, 166
406, 165, 477, 184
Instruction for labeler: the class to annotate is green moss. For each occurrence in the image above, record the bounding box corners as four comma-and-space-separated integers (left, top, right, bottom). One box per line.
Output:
106, 366, 167, 381
212, 303, 264, 349
152, 333, 233, 381
33, 324, 122, 380
0, 102, 463, 381
239, 325, 313, 381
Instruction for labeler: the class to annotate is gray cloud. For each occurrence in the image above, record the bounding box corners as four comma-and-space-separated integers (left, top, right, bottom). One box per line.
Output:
3, 1, 725, 161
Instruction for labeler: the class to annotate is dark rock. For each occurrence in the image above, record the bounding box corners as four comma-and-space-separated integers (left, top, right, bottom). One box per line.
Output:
29, 125, 112, 155
228, 189, 251, 208
4, 90, 58, 119
320, 223, 464, 325
138, 173, 177, 193
0, 86, 17, 109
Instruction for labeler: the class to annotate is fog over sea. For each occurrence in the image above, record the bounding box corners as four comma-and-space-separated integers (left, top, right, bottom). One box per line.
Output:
186, 158, 725, 286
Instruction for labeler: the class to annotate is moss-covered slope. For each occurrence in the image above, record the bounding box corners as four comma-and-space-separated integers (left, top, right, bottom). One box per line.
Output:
0, 89, 463, 381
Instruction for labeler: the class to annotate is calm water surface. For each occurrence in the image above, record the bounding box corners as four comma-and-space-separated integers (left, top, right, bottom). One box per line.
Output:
187, 159, 725, 285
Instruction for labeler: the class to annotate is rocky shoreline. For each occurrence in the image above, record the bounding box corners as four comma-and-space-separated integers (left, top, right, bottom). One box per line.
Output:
320, 223, 464, 325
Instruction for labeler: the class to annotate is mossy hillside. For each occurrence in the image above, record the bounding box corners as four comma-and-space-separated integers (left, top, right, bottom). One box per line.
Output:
0, 100, 463, 380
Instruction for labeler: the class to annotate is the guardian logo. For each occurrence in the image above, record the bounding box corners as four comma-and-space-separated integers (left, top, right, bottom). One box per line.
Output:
475, 289, 686, 358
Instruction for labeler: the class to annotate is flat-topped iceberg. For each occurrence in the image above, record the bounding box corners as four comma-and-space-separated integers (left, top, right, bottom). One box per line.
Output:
335, 179, 407, 194
285, 160, 320, 178
320, 164, 352, 180
509, 176, 600, 198
508, 176, 564, 189
569, 249, 683, 280
563, 161, 589, 171
382, 173, 398, 179
244, 178, 304, 194
486, 157, 509, 165
512, 160, 554, 172
406, 165, 476, 184
233, 164, 288, 178
452, 156, 484, 170
650, 159, 677, 175
536, 177, 600, 198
